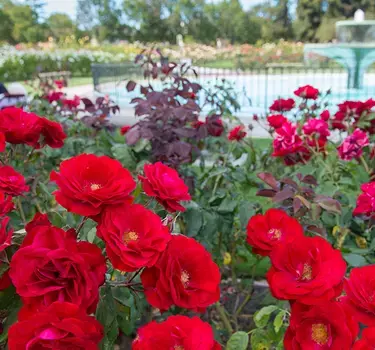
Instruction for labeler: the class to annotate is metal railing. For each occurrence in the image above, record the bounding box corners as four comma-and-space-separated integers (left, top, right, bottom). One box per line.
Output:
91, 62, 375, 113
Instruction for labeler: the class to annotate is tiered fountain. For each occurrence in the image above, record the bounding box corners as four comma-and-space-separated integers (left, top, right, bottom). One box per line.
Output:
304, 10, 375, 89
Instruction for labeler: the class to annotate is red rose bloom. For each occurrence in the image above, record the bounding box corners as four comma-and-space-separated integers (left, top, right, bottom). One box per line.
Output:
0, 132, 5, 152
206, 115, 224, 137
267, 236, 346, 305
246, 209, 304, 256
139, 162, 191, 213
62, 95, 81, 109
269, 98, 295, 112
54, 79, 65, 89
133, 316, 221, 350
9, 214, 106, 314
120, 125, 131, 135
284, 301, 358, 350
228, 125, 247, 141
97, 204, 171, 272
50, 153, 136, 217
338, 129, 369, 161
354, 182, 375, 217
320, 110, 330, 121
267, 114, 288, 129
8, 302, 103, 350
294, 85, 320, 100
141, 235, 220, 312
0, 107, 42, 148
192, 120, 205, 129
39, 117, 66, 149
353, 328, 375, 349
343, 265, 375, 326
0, 217, 13, 252
47, 91, 64, 103
303, 119, 330, 140
0, 165, 29, 196
0, 190, 14, 217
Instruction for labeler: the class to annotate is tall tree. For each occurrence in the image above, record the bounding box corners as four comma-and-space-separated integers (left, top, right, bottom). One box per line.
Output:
0, 9, 13, 42
47, 13, 75, 41
295, 0, 323, 42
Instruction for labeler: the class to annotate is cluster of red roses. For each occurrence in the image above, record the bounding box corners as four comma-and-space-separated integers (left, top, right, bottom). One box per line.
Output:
266, 84, 375, 166
246, 208, 375, 348
0, 136, 221, 348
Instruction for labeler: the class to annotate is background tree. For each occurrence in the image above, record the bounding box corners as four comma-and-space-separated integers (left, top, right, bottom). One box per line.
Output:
295, 0, 323, 42
47, 13, 76, 42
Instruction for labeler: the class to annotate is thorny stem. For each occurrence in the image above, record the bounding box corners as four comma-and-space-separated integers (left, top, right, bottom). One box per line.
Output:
359, 155, 371, 174
215, 302, 233, 334
212, 143, 234, 197
17, 198, 26, 224
128, 268, 143, 284
76, 217, 88, 235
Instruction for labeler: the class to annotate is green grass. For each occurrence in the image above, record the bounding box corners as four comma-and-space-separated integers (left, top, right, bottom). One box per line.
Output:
253, 137, 272, 151
5, 76, 93, 90
197, 59, 236, 69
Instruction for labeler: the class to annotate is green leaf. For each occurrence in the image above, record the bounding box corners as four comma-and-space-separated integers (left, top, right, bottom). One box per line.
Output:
87, 227, 97, 243
184, 207, 203, 237
239, 201, 255, 230
111, 144, 136, 170
96, 286, 119, 350
254, 305, 278, 328
344, 253, 367, 267
251, 329, 271, 350
226, 331, 249, 350
273, 311, 285, 333
218, 197, 237, 213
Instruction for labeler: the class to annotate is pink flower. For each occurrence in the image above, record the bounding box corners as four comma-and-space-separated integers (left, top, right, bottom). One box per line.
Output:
337, 129, 369, 161
303, 119, 330, 140
353, 182, 375, 217
294, 85, 320, 100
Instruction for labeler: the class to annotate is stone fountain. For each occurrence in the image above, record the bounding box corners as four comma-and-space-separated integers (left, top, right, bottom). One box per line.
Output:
304, 9, 375, 89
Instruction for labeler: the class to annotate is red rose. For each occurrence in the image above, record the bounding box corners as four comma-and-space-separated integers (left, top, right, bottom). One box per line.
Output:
320, 110, 330, 121
0, 132, 5, 152
294, 85, 320, 100
50, 153, 136, 217
303, 119, 330, 140
133, 316, 221, 350
353, 182, 375, 217
343, 265, 375, 326
0, 190, 14, 217
192, 120, 205, 129
97, 204, 171, 271
0, 165, 29, 196
8, 302, 103, 350
246, 209, 304, 256
267, 114, 287, 129
267, 236, 346, 305
120, 125, 131, 135
141, 235, 220, 312
284, 301, 358, 350
0, 217, 12, 252
269, 98, 295, 112
47, 91, 64, 103
62, 95, 81, 109
228, 125, 247, 141
39, 117, 66, 149
54, 79, 65, 89
338, 129, 369, 161
206, 115, 224, 137
139, 162, 191, 212
0, 107, 42, 148
332, 111, 347, 130
353, 328, 375, 349
9, 214, 106, 313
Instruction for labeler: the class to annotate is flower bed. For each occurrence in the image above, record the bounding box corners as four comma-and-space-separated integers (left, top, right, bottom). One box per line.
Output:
0, 52, 375, 349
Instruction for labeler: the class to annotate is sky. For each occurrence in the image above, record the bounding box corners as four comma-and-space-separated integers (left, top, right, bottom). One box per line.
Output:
37, 0, 265, 19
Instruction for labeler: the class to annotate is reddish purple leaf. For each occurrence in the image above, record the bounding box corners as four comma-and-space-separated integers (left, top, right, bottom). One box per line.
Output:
126, 81, 136, 92
257, 172, 279, 190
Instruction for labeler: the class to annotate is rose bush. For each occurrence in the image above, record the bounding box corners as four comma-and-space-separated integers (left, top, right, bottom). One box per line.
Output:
2, 50, 375, 350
